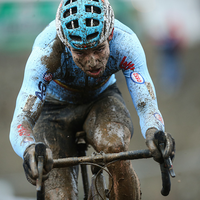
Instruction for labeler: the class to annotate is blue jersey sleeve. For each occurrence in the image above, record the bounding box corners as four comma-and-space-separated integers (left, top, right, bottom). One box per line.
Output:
9, 21, 58, 158
112, 20, 165, 137
124, 39, 165, 137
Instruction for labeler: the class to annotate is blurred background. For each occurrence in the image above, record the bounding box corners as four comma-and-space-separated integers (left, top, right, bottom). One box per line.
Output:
0, 0, 200, 199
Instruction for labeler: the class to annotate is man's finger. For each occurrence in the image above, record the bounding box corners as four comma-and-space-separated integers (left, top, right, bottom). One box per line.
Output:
146, 139, 161, 160
163, 133, 174, 159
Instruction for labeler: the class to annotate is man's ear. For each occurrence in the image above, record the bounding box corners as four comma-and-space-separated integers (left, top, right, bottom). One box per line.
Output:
108, 28, 114, 41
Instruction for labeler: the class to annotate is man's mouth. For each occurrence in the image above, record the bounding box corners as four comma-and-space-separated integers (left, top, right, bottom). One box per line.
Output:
87, 68, 102, 76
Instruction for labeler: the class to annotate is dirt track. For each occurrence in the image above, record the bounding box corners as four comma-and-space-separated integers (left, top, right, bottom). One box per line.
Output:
0, 41, 200, 199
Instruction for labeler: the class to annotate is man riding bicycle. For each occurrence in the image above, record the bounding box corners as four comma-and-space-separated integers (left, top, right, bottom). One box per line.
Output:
10, 0, 175, 199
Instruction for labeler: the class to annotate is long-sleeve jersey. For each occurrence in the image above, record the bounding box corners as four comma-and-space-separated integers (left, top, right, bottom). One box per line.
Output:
10, 19, 165, 158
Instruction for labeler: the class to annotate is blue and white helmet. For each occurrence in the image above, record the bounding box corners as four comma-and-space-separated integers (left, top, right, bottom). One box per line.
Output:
56, 0, 114, 49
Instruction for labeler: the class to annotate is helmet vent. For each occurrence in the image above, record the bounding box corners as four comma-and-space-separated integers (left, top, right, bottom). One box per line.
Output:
63, 7, 77, 18
66, 20, 79, 29
86, 18, 99, 27
69, 35, 82, 41
85, 5, 101, 14
92, 0, 99, 2
65, 0, 77, 6
86, 32, 99, 41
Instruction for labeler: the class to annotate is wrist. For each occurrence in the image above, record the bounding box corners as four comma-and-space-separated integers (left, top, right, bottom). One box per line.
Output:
145, 127, 158, 139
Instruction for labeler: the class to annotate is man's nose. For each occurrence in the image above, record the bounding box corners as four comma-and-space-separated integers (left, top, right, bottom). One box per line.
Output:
87, 55, 97, 68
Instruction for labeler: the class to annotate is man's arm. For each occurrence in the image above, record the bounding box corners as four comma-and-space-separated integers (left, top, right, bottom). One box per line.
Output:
119, 33, 165, 137
9, 46, 51, 158
118, 32, 174, 162
9, 20, 60, 158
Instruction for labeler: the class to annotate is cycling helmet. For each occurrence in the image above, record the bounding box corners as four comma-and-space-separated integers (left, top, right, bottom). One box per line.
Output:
56, 0, 114, 49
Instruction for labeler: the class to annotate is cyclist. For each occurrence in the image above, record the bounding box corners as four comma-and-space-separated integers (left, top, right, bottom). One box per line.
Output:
9, 0, 175, 199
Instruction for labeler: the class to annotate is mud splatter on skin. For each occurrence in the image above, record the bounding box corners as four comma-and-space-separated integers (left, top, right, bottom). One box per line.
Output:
44, 167, 78, 199
70, 40, 110, 78
107, 160, 141, 200
41, 35, 65, 73
84, 96, 133, 153
93, 122, 130, 153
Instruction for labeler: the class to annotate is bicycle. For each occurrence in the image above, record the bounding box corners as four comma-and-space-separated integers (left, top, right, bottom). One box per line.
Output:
35, 131, 175, 200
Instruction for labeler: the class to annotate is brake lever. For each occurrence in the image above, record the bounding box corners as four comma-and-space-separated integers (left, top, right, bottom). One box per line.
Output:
35, 142, 46, 200
159, 143, 176, 178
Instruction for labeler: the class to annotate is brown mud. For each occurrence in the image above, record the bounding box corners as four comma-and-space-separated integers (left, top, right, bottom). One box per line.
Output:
41, 35, 65, 73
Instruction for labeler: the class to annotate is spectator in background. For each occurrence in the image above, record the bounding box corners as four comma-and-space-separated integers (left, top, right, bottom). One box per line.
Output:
155, 19, 186, 96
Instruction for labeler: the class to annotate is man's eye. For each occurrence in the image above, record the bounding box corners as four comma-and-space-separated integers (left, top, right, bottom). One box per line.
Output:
97, 48, 104, 52
76, 52, 83, 56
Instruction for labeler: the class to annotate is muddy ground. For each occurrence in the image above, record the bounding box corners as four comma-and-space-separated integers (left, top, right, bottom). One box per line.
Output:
0, 40, 200, 200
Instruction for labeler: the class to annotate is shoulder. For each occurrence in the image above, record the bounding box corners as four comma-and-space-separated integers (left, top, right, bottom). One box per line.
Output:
108, 20, 147, 70
112, 19, 143, 50
110, 19, 145, 57
32, 20, 57, 49
25, 21, 65, 74
114, 19, 135, 35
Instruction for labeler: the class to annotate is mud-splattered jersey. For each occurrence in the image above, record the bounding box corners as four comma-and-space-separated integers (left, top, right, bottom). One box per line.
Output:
10, 19, 165, 158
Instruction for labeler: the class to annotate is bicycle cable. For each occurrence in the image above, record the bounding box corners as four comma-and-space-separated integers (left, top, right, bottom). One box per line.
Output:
80, 159, 120, 200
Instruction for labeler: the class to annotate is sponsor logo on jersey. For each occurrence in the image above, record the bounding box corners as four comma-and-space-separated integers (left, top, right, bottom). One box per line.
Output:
120, 56, 135, 70
43, 72, 53, 82
17, 124, 31, 136
35, 81, 46, 101
154, 113, 164, 126
130, 72, 145, 84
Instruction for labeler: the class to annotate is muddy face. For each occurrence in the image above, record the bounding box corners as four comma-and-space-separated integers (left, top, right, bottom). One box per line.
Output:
70, 40, 110, 78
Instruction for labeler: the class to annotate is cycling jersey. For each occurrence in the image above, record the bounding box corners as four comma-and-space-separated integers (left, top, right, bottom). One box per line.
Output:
10, 19, 165, 158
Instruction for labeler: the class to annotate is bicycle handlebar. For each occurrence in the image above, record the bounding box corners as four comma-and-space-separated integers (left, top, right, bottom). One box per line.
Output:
53, 149, 174, 196
160, 163, 171, 196
53, 149, 152, 168
154, 131, 175, 196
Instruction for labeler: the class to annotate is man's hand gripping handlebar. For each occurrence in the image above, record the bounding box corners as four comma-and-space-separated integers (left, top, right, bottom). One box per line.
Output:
154, 131, 176, 196
23, 143, 53, 200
